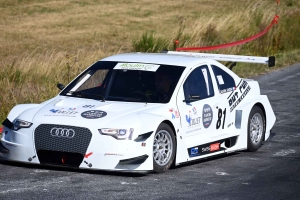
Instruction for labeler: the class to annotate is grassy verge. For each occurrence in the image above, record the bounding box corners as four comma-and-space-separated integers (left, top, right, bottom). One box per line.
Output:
0, 0, 300, 123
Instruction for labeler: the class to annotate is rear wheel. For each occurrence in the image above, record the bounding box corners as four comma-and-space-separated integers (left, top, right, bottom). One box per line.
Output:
247, 106, 265, 152
153, 123, 176, 173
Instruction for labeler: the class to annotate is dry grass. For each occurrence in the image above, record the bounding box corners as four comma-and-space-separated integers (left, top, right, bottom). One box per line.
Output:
0, 0, 300, 123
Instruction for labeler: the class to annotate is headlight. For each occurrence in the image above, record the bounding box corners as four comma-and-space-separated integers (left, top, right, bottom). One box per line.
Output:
13, 119, 33, 131
98, 128, 134, 140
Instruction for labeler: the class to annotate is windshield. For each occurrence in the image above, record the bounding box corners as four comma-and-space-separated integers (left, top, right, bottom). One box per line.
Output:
60, 61, 185, 103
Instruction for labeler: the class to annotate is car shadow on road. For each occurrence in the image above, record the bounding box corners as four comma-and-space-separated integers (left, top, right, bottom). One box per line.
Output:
0, 158, 149, 177
0, 153, 241, 177
170, 152, 240, 170
0, 148, 266, 177
268, 130, 276, 141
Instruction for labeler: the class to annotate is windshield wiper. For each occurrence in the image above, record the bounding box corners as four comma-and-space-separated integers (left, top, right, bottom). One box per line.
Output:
71, 91, 105, 102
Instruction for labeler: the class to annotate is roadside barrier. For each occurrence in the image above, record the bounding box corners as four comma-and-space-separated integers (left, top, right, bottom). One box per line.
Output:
176, 15, 279, 51
176, 0, 280, 51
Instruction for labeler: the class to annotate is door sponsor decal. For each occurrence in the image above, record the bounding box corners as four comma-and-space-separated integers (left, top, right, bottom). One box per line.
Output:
185, 107, 201, 134
185, 107, 201, 127
202, 104, 213, 128
81, 110, 107, 119
228, 80, 251, 112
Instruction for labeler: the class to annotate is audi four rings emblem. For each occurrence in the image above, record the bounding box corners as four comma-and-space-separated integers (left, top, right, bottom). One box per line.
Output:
50, 127, 75, 138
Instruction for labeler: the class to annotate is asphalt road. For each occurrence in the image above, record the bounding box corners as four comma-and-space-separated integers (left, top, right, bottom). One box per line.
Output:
1, 63, 300, 200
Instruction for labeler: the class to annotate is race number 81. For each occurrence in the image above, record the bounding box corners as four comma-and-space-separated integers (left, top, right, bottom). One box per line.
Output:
216, 108, 226, 129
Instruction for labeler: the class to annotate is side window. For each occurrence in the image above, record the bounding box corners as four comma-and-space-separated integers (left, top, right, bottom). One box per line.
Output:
211, 65, 236, 92
183, 65, 214, 102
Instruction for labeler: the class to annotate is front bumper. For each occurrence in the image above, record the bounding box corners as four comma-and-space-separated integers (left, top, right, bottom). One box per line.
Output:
0, 141, 9, 154
0, 125, 154, 171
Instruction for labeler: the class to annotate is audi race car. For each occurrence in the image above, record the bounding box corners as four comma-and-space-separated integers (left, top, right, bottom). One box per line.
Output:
0, 51, 276, 173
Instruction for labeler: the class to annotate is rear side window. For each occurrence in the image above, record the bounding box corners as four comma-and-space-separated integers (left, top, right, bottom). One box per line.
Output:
183, 65, 214, 102
211, 65, 236, 93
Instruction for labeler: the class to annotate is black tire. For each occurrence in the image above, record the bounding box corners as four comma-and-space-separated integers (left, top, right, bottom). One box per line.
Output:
247, 106, 265, 152
153, 123, 176, 173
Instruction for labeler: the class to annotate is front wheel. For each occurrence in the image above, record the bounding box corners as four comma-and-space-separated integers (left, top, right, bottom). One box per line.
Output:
153, 123, 176, 173
247, 106, 265, 152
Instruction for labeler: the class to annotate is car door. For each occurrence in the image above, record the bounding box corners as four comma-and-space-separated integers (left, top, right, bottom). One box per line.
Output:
176, 64, 232, 158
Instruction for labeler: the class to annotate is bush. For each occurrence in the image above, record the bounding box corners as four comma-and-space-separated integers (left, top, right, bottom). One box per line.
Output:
132, 31, 169, 53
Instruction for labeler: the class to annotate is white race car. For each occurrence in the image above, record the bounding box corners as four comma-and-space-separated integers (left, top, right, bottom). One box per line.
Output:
0, 51, 276, 173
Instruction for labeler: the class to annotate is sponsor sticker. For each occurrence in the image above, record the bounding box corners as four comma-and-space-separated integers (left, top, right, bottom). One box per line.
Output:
84, 152, 93, 158
50, 108, 78, 114
227, 122, 234, 128
190, 147, 200, 157
45, 108, 78, 117
188, 140, 225, 157
217, 75, 225, 85
220, 87, 236, 94
202, 104, 213, 128
81, 110, 107, 119
186, 127, 201, 134
186, 108, 201, 128
83, 105, 95, 108
169, 108, 180, 119
210, 143, 220, 152
192, 107, 197, 114
104, 153, 123, 156
4, 142, 17, 147
114, 63, 160, 72
228, 80, 251, 112
202, 146, 210, 152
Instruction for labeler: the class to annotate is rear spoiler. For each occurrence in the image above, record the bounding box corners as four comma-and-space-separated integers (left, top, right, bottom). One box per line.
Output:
161, 51, 275, 67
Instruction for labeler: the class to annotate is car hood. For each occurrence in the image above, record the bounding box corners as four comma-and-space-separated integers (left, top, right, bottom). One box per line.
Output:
32, 96, 164, 127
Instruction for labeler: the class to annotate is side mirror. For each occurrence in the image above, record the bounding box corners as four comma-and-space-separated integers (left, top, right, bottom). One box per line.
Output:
57, 83, 65, 90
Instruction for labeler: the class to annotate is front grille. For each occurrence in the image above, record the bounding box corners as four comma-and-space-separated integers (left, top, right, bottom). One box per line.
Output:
34, 124, 92, 167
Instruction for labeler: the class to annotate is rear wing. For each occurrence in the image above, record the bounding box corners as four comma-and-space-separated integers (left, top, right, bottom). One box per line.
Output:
162, 51, 275, 67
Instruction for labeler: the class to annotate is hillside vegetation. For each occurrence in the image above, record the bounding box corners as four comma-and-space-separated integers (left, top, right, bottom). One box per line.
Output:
0, 0, 300, 122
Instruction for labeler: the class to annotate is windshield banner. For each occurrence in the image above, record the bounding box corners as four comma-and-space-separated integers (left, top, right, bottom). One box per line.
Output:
114, 63, 160, 71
